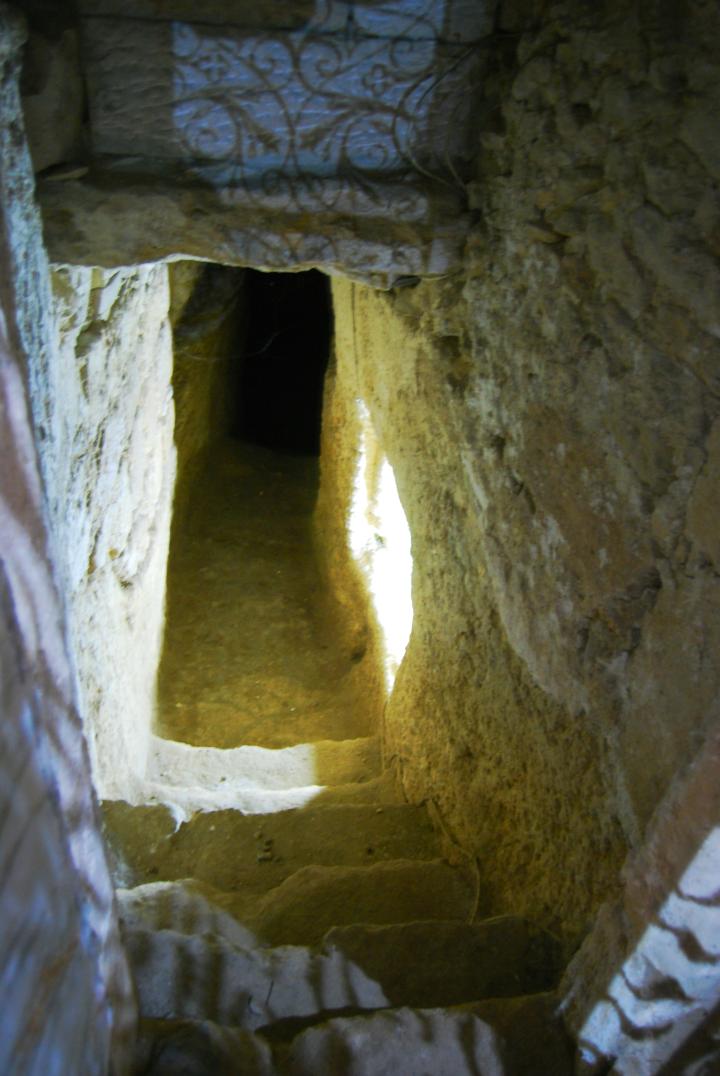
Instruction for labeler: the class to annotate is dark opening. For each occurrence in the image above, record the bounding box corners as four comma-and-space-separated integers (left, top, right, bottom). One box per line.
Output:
233, 269, 332, 456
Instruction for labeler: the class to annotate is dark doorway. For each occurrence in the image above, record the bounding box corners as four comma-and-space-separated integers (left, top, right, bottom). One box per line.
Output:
233, 269, 332, 456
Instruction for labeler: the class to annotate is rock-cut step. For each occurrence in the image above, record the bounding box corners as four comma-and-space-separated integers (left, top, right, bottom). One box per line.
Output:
134, 994, 575, 1076
119, 883, 562, 1032
118, 854, 475, 948
141, 734, 387, 816
102, 801, 440, 898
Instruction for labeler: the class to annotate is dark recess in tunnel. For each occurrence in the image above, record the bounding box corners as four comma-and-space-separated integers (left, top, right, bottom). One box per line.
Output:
233, 269, 332, 456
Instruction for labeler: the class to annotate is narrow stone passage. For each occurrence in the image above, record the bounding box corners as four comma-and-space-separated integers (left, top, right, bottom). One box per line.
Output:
103, 432, 574, 1072
157, 439, 374, 750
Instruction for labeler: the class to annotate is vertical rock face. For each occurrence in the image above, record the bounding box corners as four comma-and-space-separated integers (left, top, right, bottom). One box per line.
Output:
31, 263, 176, 800
322, 0, 720, 940
0, 7, 134, 1071
168, 262, 246, 526
32, 1, 486, 284
324, 277, 626, 941
466, 0, 720, 840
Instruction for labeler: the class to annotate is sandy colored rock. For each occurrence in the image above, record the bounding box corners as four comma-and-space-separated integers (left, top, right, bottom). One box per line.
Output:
158, 442, 380, 751
315, 0, 720, 945
168, 263, 246, 526
124, 925, 389, 1029
322, 918, 562, 1008
105, 801, 440, 894
250, 860, 474, 947
135, 1018, 274, 1076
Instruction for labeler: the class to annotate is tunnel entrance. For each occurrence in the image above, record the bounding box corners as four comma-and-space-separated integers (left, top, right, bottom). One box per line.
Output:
233, 269, 331, 456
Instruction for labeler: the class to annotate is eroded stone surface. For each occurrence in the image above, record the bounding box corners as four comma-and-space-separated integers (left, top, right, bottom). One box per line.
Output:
0, 10, 135, 1070
31, 263, 175, 799
249, 859, 474, 947
135, 994, 575, 1076
322, 918, 562, 1008
124, 924, 390, 1030
20, 26, 84, 172
37, 164, 471, 287
317, 0, 720, 946
105, 801, 439, 894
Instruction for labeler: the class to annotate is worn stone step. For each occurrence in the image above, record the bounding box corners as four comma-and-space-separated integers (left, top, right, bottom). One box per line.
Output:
279, 994, 575, 1075
125, 922, 561, 1043
104, 801, 439, 893
124, 924, 389, 1031
321, 918, 563, 1008
121, 884, 561, 1041
119, 880, 259, 950
121, 861, 473, 949
134, 993, 574, 1076
144, 734, 382, 811
120, 884, 561, 1021
244, 859, 475, 947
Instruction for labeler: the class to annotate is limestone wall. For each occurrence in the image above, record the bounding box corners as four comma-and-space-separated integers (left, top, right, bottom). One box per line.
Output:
467, 0, 720, 837
323, 0, 720, 943
31, 263, 176, 800
168, 262, 246, 525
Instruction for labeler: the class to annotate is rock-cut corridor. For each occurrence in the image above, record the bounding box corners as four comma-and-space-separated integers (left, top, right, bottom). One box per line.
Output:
103, 431, 574, 1073
157, 441, 373, 751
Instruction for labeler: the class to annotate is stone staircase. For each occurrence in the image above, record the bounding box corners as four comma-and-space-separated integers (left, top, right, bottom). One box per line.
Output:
102, 733, 575, 1074
101, 441, 575, 1071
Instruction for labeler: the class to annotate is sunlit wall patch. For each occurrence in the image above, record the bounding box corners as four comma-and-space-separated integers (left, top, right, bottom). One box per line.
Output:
348, 398, 413, 694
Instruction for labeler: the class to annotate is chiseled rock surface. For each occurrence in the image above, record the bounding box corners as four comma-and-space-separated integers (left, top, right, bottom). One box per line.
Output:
321, 0, 720, 942
135, 1018, 274, 1076
248, 859, 474, 947
120, 883, 562, 1027
282, 1007, 510, 1076
107, 801, 438, 895
168, 263, 246, 527
136, 993, 574, 1076
30, 263, 176, 799
321, 918, 562, 1008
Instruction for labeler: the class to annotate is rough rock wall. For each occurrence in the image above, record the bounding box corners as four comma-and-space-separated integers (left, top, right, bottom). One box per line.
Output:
30, 263, 176, 800
168, 262, 246, 525
323, 0, 720, 942
326, 278, 625, 941
469, 0, 720, 839
0, 7, 134, 1070
314, 354, 388, 723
